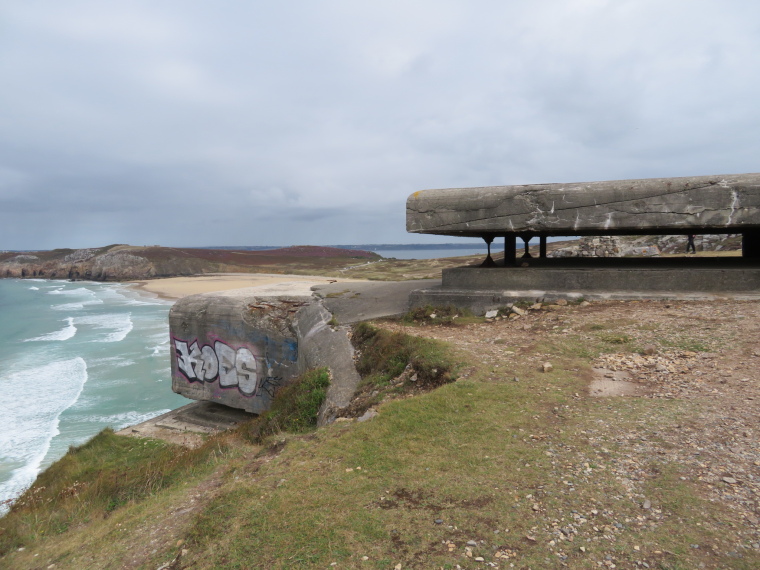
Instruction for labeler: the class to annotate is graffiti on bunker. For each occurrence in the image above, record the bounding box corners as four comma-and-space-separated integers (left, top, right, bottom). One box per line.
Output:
174, 338, 279, 397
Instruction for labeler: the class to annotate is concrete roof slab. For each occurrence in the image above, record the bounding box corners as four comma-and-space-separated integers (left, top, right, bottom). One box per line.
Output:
407, 173, 760, 237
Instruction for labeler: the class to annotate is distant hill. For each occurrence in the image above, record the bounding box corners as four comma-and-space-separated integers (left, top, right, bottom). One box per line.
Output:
0, 245, 380, 281
198, 243, 486, 252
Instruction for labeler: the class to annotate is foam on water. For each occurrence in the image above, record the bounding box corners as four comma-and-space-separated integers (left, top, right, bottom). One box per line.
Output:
151, 344, 168, 356
88, 356, 137, 368
74, 313, 133, 342
112, 287, 169, 307
28, 286, 39, 291
82, 409, 171, 431
48, 287, 96, 297
24, 317, 77, 342
0, 357, 88, 514
51, 298, 104, 311
52, 302, 84, 311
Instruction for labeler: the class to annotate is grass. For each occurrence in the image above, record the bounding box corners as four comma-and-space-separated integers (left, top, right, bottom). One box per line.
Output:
3, 313, 759, 569
0, 429, 227, 557
238, 367, 331, 444
352, 321, 458, 390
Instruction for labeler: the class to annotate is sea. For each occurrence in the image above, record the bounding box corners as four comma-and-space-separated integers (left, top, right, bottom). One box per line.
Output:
0, 279, 188, 515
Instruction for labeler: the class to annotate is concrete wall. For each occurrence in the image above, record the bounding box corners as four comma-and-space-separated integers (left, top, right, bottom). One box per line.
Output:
441, 266, 760, 293
408, 264, 760, 314
169, 289, 360, 420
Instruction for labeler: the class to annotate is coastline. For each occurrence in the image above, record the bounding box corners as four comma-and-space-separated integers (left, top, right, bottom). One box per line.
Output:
127, 272, 366, 302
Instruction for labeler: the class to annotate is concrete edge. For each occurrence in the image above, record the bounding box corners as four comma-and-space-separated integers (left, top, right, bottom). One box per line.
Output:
410, 286, 760, 315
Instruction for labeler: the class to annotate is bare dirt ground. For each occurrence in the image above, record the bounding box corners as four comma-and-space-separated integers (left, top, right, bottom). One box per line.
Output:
381, 299, 760, 562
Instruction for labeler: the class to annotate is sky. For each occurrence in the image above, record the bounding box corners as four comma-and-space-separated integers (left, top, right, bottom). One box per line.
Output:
1, 0, 759, 250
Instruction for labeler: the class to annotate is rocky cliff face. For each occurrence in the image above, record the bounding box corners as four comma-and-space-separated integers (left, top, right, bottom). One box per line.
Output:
0, 247, 155, 280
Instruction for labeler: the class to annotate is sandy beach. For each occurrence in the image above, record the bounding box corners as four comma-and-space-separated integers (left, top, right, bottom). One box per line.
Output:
129, 272, 365, 301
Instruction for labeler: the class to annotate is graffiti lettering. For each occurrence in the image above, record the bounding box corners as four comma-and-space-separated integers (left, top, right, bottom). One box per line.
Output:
174, 339, 260, 396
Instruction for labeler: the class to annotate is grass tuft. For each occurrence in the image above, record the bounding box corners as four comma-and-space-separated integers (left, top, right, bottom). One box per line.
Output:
239, 368, 331, 444
352, 322, 457, 390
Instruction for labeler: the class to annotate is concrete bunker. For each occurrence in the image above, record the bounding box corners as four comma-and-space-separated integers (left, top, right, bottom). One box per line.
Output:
407, 173, 760, 310
169, 290, 361, 422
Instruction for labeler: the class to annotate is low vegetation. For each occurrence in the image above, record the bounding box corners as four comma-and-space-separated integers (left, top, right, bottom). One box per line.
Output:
2, 301, 760, 569
238, 367, 331, 444
401, 304, 481, 326
0, 429, 229, 557
352, 321, 458, 389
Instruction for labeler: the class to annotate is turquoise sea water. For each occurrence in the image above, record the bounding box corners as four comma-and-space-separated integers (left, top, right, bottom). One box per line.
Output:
0, 279, 188, 514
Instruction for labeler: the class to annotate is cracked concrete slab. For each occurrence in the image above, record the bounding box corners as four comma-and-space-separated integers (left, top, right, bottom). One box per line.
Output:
407, 173, 760, 237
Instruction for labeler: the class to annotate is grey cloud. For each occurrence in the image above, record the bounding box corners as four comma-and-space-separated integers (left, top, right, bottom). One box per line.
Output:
2, 1, 760, 250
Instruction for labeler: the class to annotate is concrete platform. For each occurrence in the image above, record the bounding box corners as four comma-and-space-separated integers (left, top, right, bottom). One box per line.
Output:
411, 259, 760, 313
313, 279, 441, 324
116, 401, 254, 447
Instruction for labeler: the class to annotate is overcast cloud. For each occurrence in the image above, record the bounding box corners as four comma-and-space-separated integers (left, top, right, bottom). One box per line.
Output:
1, 0, 759, 249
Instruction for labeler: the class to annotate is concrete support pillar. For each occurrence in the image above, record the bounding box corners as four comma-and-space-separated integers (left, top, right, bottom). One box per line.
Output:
520, 234, 533, 258
742, 230, 760, 258
539, 236, 547, 258
504, 234, 517, 266
481, 236, 497, 267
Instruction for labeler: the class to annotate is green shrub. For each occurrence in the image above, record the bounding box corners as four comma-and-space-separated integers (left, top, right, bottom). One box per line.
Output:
352, 322, 456, 389
240, 368, 331, 444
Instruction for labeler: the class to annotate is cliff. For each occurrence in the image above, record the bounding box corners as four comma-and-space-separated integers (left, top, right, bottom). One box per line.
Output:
0, 244, 380, 281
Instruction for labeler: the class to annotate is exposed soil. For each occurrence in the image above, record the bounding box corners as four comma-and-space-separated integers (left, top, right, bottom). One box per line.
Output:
379, 299, 760, 559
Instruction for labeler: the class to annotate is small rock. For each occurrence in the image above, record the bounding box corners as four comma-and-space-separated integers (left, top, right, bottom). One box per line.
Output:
467, 540, 478, 547
361, 556, 369, 561
722, 477, 738, 484
643, 345, 657, 356
434, 519, 443, 525
529, 303, 542, 310
485, 309, 498, 318
511, 306, 526, 316
556, 298, 568, 306
357, 409, 378, 423
642, 499, 651, 510
541, 362, 553, 373
513, 376, 520, 382
579, 301, 590, 307
475, 557, 485, 562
